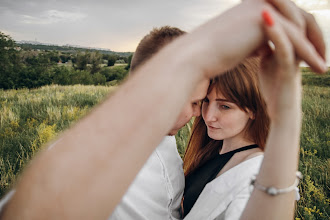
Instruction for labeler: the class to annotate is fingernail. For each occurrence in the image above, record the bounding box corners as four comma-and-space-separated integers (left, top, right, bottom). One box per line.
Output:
262, 10, 274, 27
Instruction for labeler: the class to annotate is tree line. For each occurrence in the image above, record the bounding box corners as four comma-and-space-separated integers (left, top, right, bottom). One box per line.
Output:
18, 43, 132, 58
0, 32, 133, 90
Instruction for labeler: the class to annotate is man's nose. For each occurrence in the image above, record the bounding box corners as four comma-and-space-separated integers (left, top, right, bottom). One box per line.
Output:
193, 105, 201, 117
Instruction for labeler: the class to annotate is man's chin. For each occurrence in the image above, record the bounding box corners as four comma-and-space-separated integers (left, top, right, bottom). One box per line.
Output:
167, 129, 178, 136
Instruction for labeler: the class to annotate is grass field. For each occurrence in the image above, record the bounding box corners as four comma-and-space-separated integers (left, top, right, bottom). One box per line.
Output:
0, 69, 329, 219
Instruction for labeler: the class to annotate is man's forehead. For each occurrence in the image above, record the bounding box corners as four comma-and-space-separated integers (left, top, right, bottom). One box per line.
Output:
192, 79, 209, 100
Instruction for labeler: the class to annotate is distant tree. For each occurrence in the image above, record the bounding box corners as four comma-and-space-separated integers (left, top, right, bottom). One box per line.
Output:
115, 59, 125, 64
100, 66, 128, 81
71, 70, 93, 85
125, 53, 133, 70
60, 54, 71, 63
48, 51, 60, 63
119, 56, 128, 63
74, 52, 88, 70
92, 72, 106, 85
107, 55, 118, 66
53, 66, 71, 85
90, 52, 102, 74
0, 32, 21, 89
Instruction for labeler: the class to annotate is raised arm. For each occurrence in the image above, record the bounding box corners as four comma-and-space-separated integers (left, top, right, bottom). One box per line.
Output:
241, 9, 303, 220
1, 1, 326, 219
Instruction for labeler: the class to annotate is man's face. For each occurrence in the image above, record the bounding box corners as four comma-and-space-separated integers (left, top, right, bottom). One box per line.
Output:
168, 79, 209, 135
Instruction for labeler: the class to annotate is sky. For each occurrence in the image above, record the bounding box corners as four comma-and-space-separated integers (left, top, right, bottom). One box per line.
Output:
0, 0, 329, 63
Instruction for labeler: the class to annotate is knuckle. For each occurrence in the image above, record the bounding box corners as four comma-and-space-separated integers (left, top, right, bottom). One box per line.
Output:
307, 12, 316, 23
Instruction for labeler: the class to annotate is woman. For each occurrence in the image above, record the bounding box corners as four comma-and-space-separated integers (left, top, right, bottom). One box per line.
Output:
182, 57, 269, 219
181, 11, 307, 219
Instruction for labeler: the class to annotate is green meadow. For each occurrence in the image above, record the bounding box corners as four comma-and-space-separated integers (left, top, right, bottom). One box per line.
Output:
0, 69, 329, 219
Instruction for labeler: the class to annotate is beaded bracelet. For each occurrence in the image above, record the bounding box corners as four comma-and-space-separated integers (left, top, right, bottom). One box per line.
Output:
250, 171, 303, 196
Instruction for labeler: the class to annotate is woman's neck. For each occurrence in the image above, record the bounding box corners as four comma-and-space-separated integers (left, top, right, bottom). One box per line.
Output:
219, 138, 255, 155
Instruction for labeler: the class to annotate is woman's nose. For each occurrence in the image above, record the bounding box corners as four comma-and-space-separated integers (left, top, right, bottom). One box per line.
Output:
203, 104, 217, 122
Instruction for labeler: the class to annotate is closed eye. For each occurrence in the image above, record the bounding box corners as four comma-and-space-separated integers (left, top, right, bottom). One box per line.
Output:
202, 97, 209, 103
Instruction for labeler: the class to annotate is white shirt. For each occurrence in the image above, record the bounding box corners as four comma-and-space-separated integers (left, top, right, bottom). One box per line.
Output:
109, 136, 185, 220
0, 137, 184, 219
184, 155, 264, 220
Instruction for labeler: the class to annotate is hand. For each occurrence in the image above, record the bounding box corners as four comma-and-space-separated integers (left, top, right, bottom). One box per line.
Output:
270, 0, 326, 60
248, 0, 326, 62
189, 1, 327, 80
258, 10, 302, 120
261, 0, 326, 71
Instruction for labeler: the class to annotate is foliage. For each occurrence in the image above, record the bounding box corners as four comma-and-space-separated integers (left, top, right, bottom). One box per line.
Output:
100, 66, 129, 82
175, 119, 193, 158
0, 32, 21, 89
106, 54, 119, 66
74, 52, 89, 71
89, 52, 102, 74
302, 68, 330, 87
0, 32, 132, 90
125, 53, 133, 70
0, 85, 117, 197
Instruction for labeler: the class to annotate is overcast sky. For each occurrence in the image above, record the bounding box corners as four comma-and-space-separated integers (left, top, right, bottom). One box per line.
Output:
0, 0, 329, 63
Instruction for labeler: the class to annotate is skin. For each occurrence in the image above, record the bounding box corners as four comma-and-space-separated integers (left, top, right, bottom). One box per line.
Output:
202, 88, 255, 153
0, 1, 326, 219
242, 8, 303, 220
169, 79, 209, 135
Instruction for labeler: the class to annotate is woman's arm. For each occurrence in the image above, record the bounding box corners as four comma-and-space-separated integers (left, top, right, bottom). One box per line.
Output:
241, 10, 303, 220
1, 1, 326, 219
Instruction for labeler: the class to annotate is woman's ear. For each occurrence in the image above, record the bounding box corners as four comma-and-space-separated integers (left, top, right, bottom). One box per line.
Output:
248, 110, 255, 120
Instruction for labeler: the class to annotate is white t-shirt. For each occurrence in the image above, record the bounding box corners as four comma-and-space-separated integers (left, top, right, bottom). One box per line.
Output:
108, 136, 185, 220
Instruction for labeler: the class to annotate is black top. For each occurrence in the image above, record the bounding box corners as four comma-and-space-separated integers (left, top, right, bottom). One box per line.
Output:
182, 144, 259, 217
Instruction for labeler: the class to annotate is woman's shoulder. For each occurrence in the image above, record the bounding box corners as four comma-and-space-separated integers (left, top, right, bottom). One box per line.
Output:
244, 151, 264, 161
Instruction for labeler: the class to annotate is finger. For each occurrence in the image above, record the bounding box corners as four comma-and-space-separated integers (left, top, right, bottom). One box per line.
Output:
272, 9, 327, 73
300, 9, 326, 60
266, 0, 305, 30
266, 0, 326, 64
258, 43, 273, 58
250, 43, 270, 57
262, 10, 294, 68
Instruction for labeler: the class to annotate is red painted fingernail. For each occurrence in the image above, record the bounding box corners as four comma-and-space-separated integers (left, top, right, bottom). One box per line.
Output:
262, 10, 274, 27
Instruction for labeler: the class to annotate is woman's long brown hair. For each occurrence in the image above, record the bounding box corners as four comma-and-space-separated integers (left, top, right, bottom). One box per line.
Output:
183, 57, 270, 176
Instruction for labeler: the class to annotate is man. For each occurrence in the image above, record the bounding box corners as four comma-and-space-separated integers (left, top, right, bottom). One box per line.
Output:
109, 26, 209, 220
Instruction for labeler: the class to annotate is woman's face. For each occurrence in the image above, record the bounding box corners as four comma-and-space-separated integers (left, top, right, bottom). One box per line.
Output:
202, 87, 253, 143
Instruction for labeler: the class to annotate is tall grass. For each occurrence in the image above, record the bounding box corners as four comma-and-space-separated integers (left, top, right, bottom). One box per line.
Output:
295, 71, 329, 220
0, 84, 116, 197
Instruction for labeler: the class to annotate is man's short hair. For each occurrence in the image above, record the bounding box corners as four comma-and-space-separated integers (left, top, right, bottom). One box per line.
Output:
130, 26, 186, 73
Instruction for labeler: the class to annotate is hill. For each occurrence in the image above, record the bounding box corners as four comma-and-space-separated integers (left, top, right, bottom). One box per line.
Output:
17, 42, 133, 57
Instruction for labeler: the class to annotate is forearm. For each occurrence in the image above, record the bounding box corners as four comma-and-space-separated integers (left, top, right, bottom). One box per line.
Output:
2, 42, 203, 219
241, 77, 302, 220
187, 0, 266, 75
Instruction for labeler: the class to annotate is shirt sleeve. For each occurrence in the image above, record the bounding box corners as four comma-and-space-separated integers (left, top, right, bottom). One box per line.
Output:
223, 189, 250, 220
222, 186, 300, 220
